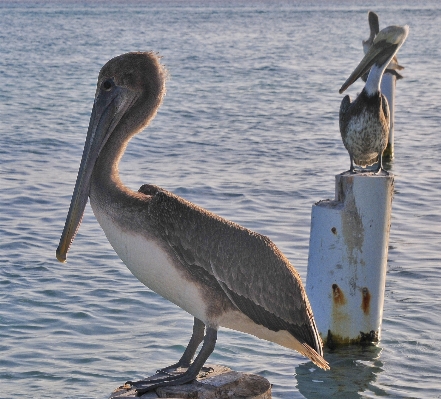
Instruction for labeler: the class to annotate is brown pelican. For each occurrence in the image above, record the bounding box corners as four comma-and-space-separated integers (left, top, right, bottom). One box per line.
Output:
56, 52, 329, 395
339, 25, 409, 172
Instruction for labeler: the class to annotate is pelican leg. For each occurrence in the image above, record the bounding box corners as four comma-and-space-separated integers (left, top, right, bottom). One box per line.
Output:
350, 156, 355, 173
375, 154, 384, 174
131, 327, 218, 396
158, 318, 205, 373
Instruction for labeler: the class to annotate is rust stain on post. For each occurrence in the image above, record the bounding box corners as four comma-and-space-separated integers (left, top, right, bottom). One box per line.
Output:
325, 329, 379, 348
361, 287, 371, 314
332, 283, 346, 306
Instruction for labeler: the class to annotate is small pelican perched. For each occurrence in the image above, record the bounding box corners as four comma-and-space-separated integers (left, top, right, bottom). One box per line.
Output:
56, 52, 328, 395
339, 25, 409, 172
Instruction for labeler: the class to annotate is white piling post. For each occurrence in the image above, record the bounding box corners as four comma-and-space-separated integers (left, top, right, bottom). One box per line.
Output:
306, 172, 393, 347
381, 73, 396, 161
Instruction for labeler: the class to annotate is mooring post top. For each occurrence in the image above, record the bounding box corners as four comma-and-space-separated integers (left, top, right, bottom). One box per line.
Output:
335, 170, 394, 204
338, 170, 393, 178
109, 365, 272, 399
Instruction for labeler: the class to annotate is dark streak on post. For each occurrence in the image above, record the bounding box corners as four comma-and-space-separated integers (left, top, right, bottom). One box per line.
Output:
332, 283, 346, 306
361, 287, 371, 314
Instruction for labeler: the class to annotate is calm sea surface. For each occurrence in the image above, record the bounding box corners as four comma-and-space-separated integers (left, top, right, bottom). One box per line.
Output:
1, 1, 440, 398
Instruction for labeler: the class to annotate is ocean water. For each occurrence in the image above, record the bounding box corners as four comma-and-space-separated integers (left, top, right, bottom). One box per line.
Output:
1, 1, 440, 398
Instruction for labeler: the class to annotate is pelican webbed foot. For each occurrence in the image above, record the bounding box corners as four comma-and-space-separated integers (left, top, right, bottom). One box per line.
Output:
129, 364, 215, 396
156, 364, 214, 377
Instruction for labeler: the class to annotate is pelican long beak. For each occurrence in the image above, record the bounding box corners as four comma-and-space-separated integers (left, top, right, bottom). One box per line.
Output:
339, 25, 409, 94
56, 81, 138, 262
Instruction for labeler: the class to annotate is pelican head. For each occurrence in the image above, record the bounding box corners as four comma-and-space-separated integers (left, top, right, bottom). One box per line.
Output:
339, 25, 409, 95
56, 52, 166, 262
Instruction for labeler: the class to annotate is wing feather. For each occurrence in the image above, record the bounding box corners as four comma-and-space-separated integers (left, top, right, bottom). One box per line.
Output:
140, 185, 322, 354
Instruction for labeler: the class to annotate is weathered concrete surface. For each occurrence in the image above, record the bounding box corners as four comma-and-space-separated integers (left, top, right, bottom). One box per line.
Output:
110, 365, 272, 399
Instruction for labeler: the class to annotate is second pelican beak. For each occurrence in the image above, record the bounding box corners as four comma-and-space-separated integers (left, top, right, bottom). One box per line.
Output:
339, 25, 409, 94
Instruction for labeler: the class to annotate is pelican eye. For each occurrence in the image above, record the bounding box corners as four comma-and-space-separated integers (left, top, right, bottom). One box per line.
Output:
102, 79, 114, 91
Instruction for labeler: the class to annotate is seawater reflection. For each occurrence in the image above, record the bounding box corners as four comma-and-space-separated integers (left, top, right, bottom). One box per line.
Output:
296, 346, 384, 398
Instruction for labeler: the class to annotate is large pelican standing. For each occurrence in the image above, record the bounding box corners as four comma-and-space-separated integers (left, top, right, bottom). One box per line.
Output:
339, 25, 409, 172
56, 52, 328, 395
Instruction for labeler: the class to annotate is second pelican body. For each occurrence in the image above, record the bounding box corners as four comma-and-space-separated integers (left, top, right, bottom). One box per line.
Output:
339, 25, 409, 172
